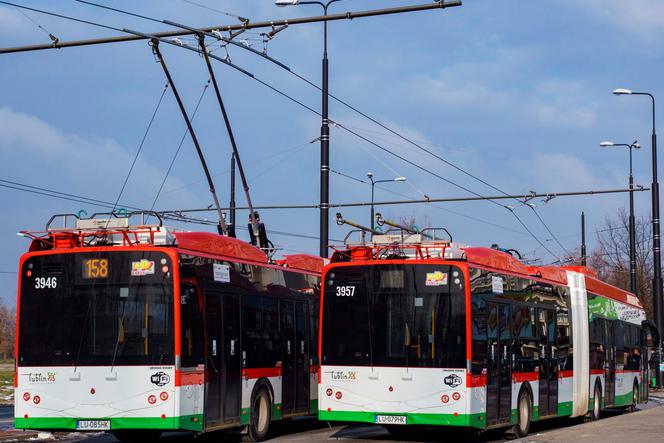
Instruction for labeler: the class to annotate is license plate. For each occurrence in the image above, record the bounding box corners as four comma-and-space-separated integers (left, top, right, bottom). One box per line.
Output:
374, 415, 407, 425
76, 420, 110, 430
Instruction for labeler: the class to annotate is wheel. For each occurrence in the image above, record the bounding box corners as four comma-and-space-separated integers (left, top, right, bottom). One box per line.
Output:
244, 386, 272, 442
512, 389, 532, 438
112, 430, 162, 442
588, 383, 601, 421
628, 382, 639, 412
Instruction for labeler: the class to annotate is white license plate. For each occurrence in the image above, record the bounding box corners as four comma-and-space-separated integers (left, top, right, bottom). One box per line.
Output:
76, 420, 110, 430
374, 415, 407, 425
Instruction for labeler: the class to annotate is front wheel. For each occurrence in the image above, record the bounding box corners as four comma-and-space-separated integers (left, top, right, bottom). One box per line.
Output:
244, 386, 272, 442
112, 430, 162, 442
512, 389, 532, 438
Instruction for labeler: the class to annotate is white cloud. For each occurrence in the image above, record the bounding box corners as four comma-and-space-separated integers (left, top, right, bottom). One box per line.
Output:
570, 0, 664, 37
0, 106, 196, 210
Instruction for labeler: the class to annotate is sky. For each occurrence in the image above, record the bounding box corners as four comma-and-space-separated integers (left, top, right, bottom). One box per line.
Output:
0, 0, 663, 305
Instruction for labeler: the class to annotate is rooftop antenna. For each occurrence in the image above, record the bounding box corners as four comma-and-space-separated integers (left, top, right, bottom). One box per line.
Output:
149, 39, 228, 235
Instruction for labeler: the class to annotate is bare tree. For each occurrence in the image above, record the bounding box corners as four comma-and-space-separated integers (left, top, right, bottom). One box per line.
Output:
589, 209, 653, 319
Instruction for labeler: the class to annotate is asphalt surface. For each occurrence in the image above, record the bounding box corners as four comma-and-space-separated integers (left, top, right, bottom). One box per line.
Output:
2, 396, 663, 442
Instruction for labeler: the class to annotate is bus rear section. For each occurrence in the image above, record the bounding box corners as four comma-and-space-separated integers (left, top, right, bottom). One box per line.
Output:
15, 249, 186, 435
319, 263, 473, 427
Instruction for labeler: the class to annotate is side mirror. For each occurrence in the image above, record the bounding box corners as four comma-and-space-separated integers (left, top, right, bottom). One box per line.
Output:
643, 320, 661, 347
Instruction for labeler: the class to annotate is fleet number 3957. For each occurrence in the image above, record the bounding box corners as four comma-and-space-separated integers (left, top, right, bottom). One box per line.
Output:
336, 286, 355, 297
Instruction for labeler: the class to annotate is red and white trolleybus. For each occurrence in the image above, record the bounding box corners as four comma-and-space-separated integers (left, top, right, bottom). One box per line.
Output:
319, 229, 659, 437
14, 212, 322, 441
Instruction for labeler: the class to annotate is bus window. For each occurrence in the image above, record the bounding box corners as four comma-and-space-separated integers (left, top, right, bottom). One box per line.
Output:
180, 284, 204, 367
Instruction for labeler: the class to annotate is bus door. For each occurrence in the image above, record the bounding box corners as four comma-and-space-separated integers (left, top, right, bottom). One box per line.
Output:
280, 300, 296, 414
605, 321, 616, 406
295, 300, 310, 412
204, 291, 223, 428
537, 308, 558, 417
486, 302, 512, 426
281, 299, 310, 415
204, 291, 241, 427
222, 294, 241, 422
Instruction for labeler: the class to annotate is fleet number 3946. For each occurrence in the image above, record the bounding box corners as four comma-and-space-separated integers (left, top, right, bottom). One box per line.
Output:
34, 277, 57, 289
336, 286, 355, 297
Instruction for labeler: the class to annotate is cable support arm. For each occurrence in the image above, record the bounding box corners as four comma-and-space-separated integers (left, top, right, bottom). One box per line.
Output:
0, 1, 462, 54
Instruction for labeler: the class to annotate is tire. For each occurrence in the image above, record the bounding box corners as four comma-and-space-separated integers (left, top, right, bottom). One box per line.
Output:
244, 386, 272, 442
112, 430, 162, 442
628, 382, 639, 412
512, 389, 532, 438
588, 383, 601, 421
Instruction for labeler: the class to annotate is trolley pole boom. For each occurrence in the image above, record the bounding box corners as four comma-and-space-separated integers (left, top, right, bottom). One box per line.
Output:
196, 34, 259, 237
150, 39, 228, 235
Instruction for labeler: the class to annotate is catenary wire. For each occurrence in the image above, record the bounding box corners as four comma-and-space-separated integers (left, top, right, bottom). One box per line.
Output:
110, 82, 168, 217
5, 1, 559, 259
150, 79, 210, 212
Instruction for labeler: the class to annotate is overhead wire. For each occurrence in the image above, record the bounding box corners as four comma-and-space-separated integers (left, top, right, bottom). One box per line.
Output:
110, 82, 168, 216
330, 170, 532, 237
150, 79, 210, 212
178, 0, 247, 22
8, 1, 560, 259
12, 5, 59, 44
0, 177, 336, 243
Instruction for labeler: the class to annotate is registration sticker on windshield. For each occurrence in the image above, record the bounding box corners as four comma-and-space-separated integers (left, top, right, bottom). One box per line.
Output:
425, 271, 448, 286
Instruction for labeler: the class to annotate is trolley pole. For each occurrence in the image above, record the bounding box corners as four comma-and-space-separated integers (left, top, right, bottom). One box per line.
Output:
581, 212, 586, 266
150, 39, 228, 235
230, 153, 236, 238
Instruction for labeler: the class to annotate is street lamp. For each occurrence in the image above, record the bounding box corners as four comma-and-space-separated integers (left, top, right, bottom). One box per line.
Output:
600, 140, 640, 294
276, 0, 343, 258
614, 87, 661, 386
367, 172, 406, 230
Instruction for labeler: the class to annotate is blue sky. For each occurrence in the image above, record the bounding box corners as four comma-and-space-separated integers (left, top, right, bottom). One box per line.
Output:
0, 0, 663, 305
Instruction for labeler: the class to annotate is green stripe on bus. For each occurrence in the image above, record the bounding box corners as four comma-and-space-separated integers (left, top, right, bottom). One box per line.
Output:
318, 410, 486, 429
309, 399, 318, 415
15, 415, 204, 431
557, 401, 573, 417
613, 391, 636, 407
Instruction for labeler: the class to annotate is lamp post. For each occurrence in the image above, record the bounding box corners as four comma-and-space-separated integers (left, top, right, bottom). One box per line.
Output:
600, 140, 640, 294
367, 172, 406, 230
276, 0, 342, 258
613, 88, 661, 386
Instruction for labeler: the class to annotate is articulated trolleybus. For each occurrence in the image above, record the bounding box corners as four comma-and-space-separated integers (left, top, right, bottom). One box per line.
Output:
15, 212, 322, 441
319, 229, 659, 437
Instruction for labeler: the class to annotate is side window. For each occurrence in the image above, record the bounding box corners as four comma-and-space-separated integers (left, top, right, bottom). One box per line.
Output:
470, 293, 487, 375
180, 284, 204, 367
556, 308, 572, 370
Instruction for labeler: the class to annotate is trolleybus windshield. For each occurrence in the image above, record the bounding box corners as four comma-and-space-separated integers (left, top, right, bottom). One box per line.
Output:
322, 264, 466, 368
19, 251, 174, 366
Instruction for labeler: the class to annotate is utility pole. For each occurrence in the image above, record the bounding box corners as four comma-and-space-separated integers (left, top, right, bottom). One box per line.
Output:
581, 211, 586, 266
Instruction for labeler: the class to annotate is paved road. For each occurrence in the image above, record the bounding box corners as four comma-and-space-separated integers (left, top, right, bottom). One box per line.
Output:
4, 398, 664, 442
